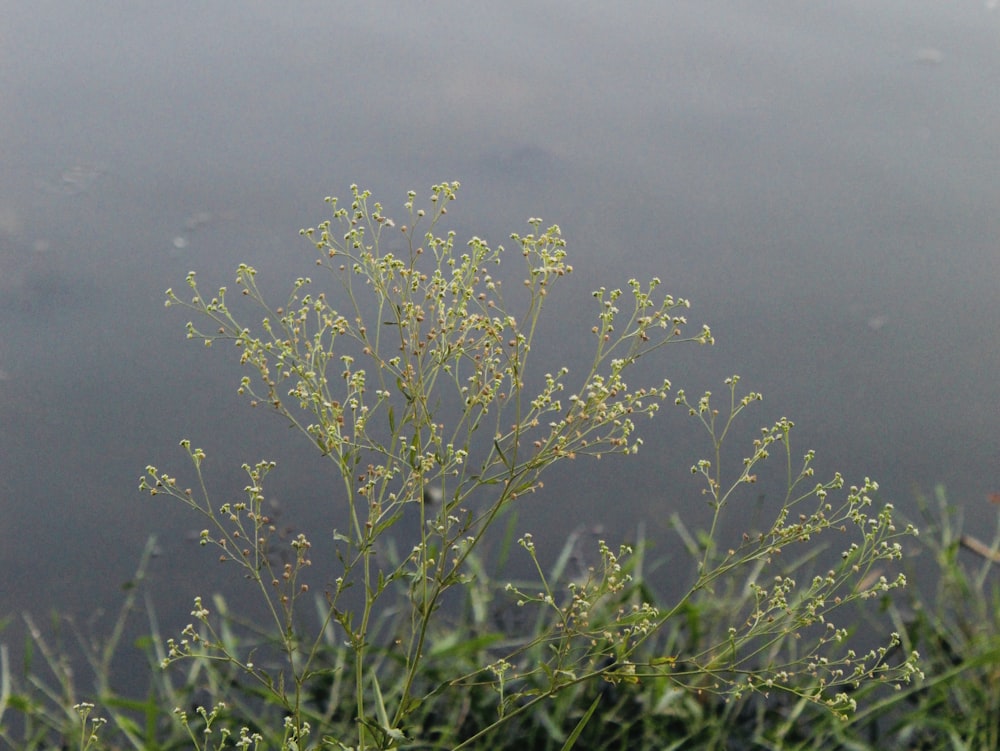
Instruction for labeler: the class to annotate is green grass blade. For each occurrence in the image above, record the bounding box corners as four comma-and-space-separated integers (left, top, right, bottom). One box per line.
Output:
559, 694, 602, 751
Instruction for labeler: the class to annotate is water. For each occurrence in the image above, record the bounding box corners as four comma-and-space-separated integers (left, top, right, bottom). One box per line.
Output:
1, 1, 998, 688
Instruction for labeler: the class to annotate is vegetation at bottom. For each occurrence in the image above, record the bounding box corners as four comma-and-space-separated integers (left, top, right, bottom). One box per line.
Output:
4, 183, 990, 750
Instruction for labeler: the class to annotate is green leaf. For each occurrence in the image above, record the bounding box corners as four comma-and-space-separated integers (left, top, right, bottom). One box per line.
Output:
371, 673, 404, 745
560, 694, 602, 751
494, 439, 511, 470
408, 433, 420, 469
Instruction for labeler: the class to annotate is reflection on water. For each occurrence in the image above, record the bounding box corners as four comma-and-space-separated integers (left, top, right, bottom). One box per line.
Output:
34, 163, 108, 196
168, 209, 235, 255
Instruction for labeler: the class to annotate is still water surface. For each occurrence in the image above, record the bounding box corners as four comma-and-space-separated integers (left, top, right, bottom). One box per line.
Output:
1, 2, 998, 668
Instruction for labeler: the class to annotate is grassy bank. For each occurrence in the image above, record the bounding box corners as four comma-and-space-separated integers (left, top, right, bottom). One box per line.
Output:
3, 484, 998, 749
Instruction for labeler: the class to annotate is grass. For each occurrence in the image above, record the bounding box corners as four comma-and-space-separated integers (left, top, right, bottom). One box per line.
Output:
2, 485, 998, 750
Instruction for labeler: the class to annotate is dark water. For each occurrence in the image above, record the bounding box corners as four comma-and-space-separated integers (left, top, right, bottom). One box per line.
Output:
1, 2, 999, 684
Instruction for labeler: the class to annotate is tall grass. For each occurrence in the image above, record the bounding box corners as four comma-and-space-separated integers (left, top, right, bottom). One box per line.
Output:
13, 486, 1000, 748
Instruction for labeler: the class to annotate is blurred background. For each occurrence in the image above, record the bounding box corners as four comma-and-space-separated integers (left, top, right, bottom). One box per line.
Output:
1, 1, 998, 680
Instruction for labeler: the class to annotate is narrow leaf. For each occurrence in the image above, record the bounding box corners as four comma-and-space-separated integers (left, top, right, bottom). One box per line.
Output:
560, 694, 602, 751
